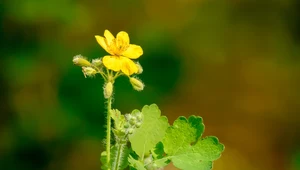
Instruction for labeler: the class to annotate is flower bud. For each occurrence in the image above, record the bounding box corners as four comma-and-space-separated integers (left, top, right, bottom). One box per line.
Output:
82, 67, 97, 77
113, 129, 125, 137
120, 129, 126, 135
129, 117, 137, 126
104, 82, 113, 98
73, 55, 91, 67
136, 112, 143, 121
136, 62, 143, 74
124, 122, 130, 128
92, 58, 103, 67
135, 122, 142, 128
129, 77, 144, 91
125, 114, 132, 120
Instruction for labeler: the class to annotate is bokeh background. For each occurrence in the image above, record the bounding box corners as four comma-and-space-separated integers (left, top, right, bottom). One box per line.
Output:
0, 0, 300, 170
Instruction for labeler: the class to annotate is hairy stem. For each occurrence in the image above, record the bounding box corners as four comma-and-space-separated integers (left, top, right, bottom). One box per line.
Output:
112, 144, 126, 170
106, 96, 112, 169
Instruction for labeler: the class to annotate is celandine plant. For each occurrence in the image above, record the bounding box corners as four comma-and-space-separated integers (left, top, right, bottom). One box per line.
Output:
73, 30, 224, 170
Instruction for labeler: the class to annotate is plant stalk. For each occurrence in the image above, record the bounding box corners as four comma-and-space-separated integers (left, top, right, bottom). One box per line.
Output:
112, 143, 125, 170
106, 96, 112, 169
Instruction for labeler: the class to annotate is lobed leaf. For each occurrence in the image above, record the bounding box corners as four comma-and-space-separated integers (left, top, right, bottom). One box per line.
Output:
129, 104, 169, 158
162, 116, 224, 170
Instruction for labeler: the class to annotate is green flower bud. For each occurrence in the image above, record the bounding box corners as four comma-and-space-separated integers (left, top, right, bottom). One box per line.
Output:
113, 129, 125, 137
92, 58, 103, 67
104, 82, 113, 99
73, 55, 91, 67
129, 116, 137, 126
82, 67, 97, 77
125, 114, 132, 120
124, 122, 130, 128
136, 62, 143, 74
136, 112, 143, 121
129, 77, 144, 91
120, 129, 126, 135
135, 122, 142, 128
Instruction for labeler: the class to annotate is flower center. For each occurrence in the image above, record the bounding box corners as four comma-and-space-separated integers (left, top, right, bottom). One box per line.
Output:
107, 39, 129, 56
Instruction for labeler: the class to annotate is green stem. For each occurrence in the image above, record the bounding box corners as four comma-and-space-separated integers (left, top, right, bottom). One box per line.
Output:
106, 96, 112, 169
112, 144, 125, 170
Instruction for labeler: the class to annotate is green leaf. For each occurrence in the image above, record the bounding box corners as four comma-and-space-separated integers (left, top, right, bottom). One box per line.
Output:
152, 158, 170, 168
128, 156, 146, 170
162, 116, 224, 170
150, 142, 170, 168
129, 104, 169, 158
151, 142, 164, 159
111, 109, 125, 130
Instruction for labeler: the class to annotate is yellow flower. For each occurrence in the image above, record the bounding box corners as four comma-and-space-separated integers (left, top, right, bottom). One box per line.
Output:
95, 30, 143, 76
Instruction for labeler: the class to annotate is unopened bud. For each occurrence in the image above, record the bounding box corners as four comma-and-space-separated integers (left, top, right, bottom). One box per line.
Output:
120, 129, 126, 135
113, 129, 125, 137
92, 58, 103, 67
82, 67, 97, 77
136, 62, 143, 74
124, 122, 130, 128
136, 112, 143, 121
136, 122, 142, 128
129, 117, 137, 126
104, 82, 113, 98
73, 55, 91, 67
125, 114, 132, 120
129, 77, 144, 91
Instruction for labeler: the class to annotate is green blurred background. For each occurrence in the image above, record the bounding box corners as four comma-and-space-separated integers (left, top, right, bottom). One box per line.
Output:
0, 0, 300, 170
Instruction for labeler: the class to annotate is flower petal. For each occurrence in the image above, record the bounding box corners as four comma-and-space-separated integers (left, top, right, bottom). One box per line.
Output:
120, 57, 138, 75
95, 35, 109, 53
102, 55, 122, 72
122, 44, 143, 59
116, 31, 130, 48
104, 30, 115, 45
